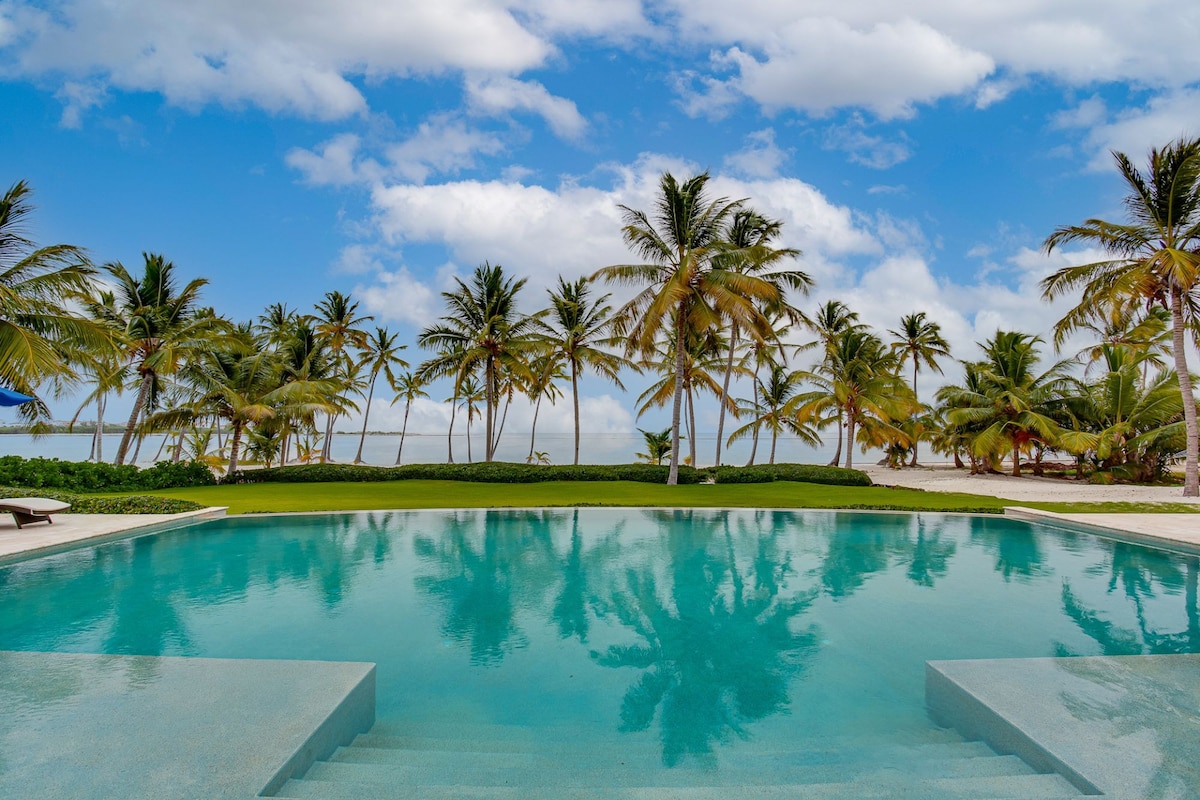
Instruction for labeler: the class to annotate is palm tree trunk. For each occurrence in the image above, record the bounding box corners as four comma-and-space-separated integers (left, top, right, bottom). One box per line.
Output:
496, 391, 512, 455
115, 373, 152, 466
395, 401, 411, 466
770, 424, 778, 465
845, 413, 856, 469
322, 413, 336, 462
687, 383, 698, 467
1011, 440, 1021, 477
715, 326, 738, 466
667, 314, 687, 485
94, 393, 106, 463
529, 391, 543, 463
747, 375, 760, 466
355, 374, 377, 463
485, 357, 495, 462
172, 431, 184, 463
829, 407, 844, 467
572, 362, 581, 466
1171, 288, 1199, 496
152, 431, 169, 462
466, 408, 473, 463
227, 421, 244, 474
910, 357, 920, 467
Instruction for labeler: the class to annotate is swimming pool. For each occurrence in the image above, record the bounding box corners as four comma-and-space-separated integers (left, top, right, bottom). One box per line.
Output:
1, 509, 1196, 796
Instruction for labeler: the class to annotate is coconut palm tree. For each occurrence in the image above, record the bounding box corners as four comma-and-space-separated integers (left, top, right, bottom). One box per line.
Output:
595, 172, 787, 484
353, 326, 408, 463
314, 290, 373, 461
0, 180, 111, 426
389, 371, 428, 466
1042, 136, 1200, 495
636, 427, 674, 465
418, 262, 539, 462
713, 209, 808, 467
100, 253, 225, 465
798, 301, 867, 467
888, 312, 951, 465
522, 352, 566, 464
727, 363, 820, 464
538, 276, 630, 465
941, 331, 1071, 477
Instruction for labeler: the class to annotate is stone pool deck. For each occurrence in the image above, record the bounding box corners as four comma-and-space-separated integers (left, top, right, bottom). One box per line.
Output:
0, 506, 227, 564
1005, 507, 1200, 552
928, 654, 1200, 799
0, 651, 376, 799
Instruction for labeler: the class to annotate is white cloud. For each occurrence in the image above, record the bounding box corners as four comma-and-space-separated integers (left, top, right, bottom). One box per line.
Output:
54, 80, 107, 128
1072, 89, 1200, 171
465, 75, 587, 140
385, 113, 507, 183
723, 128, 789, 179
2, 0, 555, 120
354, 264, 445, 328
286, 133, 371, 186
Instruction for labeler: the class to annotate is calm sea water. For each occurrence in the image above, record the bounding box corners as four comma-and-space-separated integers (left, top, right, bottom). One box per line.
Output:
0, 432, 865, 468
0, 509, 1195, 765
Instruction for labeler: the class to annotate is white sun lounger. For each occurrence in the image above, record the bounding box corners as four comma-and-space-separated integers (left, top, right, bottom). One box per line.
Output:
0, 498, 71, 529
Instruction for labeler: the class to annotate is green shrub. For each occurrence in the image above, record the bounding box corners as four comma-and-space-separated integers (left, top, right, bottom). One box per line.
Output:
711, 463, 872, 487
0, 456, 216, 493
0, 486, 205, 514
223, 462, 707, 485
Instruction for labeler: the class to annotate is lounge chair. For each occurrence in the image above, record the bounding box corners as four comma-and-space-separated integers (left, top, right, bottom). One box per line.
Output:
0, 498, 71, 529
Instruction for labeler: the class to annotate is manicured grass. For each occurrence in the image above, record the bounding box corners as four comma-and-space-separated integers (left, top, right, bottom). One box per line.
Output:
119, 480, 1200, 515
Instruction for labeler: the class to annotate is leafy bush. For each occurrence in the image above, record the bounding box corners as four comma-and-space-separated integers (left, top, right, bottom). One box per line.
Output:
221, 461, 871, 487
0, 456, 216, 493
711, 463, 872, 487
0, 486, 205, 514
223, 462, 707, 485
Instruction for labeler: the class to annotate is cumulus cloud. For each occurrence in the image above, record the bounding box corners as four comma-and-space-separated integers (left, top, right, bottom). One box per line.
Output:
822, 115, 913, 169
286, 133, 372, 186
465, 75, 587, 139
1067, 89, 1200, 171
723, 128, 789, 179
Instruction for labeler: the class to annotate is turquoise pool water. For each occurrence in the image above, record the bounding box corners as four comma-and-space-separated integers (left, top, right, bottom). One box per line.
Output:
1, 509, 1197, 768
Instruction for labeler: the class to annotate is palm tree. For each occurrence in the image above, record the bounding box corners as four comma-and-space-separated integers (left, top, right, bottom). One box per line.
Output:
1042, 136, 1200, 495
713, 209, 808, 467
795, 328, 916, 469
389, 371, 428, 466
101, 253, 223, 465
889, 312, 951, 466
942, 331, 1071, 477
418, 262, 539, 462
523, 352, 566, 464
538, 276, 630, 465
595, 172, 787, 484
314, 290, 372, 461
353, 326, 408, 463
0, 180, 110, 427
636, 427, 674, 465
798, 301, 866, 467
457, 374, 485, 463
727, 363, 819, 464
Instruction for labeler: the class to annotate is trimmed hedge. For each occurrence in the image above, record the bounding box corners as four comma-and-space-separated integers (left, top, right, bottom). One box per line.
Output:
224, 462, 706, 485
0, 456, 217, 493
0, 486, 205, 514
711, 463, 872, 487
221, 461, 871, 487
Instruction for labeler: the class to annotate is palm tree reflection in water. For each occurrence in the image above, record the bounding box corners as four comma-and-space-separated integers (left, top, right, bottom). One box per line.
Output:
590, 510, 820, 766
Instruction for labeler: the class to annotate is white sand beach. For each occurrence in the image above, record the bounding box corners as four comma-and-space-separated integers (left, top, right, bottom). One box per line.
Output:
862, 464, 1200, 504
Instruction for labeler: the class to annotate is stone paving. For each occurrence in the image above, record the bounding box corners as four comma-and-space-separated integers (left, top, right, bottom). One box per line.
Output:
0, 506, 227, 563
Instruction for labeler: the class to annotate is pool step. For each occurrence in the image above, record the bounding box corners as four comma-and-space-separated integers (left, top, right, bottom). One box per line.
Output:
274, 723, 1085, 799
275, 774, 1082, 799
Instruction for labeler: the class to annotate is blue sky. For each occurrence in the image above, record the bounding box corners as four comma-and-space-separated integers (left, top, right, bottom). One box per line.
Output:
3, 1, 1200, 442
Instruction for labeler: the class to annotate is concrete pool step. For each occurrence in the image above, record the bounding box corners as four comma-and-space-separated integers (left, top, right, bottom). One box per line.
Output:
326, 740, 1007, 772
275, 773, 1081, 799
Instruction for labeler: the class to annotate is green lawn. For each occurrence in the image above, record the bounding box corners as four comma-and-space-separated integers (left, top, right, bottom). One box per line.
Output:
125, 480, 1200, 515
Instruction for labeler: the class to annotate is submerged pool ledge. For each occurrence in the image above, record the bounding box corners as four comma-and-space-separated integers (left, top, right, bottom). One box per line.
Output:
0, 651, 375, 799
927, 654, 1200, 798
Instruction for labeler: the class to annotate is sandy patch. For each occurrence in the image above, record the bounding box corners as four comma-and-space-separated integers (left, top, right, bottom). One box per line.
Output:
861, 464, 1200, 504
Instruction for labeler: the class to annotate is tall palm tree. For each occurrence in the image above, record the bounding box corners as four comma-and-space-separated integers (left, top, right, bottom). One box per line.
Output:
314, 290, 372, 461
389, 371, 428, 466
101, 253, 223, 465
0, 180, 110, 426
596, 172, 786, 483
888, 312, 951, 466
353, 326, 408, 463
522, 352, 566, 464
538, 276, 630, 465
798, 300, 866, 467
1042, 136, 1200, 495
727, 363, 819, 464
713, 209, 808, 467
418, 262, 539, 462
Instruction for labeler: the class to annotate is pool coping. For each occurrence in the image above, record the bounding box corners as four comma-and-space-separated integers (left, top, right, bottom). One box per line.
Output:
1004, 506, 1200, 556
